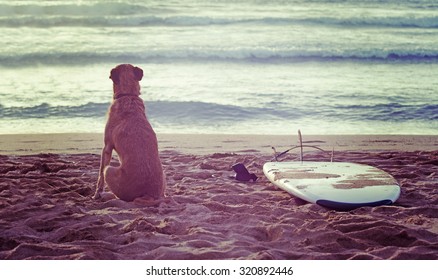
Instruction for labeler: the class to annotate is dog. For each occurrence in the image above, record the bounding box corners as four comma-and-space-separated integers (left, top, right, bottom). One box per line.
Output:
93, 64, 166, 202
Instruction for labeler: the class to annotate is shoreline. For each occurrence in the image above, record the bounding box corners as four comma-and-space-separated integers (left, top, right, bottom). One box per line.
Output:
0, 133, 437, 156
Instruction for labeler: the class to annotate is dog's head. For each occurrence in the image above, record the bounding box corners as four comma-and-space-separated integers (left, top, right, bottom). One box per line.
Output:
110, 64, 144, 97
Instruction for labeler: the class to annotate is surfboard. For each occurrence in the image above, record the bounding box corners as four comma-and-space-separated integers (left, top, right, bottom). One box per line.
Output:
263, 161, 400, 211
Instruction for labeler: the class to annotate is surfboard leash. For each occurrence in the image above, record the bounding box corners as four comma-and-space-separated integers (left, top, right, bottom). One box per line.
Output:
271, 130, 334, 162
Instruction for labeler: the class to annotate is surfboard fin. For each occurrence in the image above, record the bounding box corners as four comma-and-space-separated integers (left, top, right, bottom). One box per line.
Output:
271, 130, 335, 162
232, 163, 258, 182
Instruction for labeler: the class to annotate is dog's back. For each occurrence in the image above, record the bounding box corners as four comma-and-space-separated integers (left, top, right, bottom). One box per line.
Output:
95, 64, 165, 202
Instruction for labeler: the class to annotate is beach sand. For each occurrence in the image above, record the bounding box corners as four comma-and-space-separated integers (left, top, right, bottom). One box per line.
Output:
0, 133, 437, 260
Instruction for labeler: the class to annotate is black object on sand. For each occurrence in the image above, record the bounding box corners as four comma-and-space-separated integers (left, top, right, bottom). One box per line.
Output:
232, 163, 258, 182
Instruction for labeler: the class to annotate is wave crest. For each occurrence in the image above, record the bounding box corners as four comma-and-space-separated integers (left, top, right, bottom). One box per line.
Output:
0, 101, 436, 123
3, 49, 438, 66
1, 2, 438, 28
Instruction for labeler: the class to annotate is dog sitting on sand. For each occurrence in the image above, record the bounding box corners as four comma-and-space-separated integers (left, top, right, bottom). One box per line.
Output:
93, 64, 166, 202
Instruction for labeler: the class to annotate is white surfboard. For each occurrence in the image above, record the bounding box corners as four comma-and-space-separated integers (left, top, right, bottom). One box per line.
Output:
263, 161, 400, 211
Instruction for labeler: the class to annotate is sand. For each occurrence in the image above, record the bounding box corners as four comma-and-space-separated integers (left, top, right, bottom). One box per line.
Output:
0, 133, 437, 260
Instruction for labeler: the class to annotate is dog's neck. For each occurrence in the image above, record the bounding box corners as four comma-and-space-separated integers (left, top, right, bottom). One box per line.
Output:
114, 93, 138, 100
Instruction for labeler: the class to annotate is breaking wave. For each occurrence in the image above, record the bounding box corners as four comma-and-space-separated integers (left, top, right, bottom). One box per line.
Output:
1, 2, 438, 28
0, 101, 436, 124
3, 49, 438, 67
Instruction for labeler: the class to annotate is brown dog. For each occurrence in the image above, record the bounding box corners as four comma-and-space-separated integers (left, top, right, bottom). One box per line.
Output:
93, 64, 165, 202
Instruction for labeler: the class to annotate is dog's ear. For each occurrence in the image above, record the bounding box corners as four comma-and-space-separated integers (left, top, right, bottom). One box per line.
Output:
110, 68, 120, 84
133, 66, 143, 81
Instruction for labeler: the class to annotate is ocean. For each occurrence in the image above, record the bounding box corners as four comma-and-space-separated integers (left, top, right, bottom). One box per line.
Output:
1, 0, 437, 135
